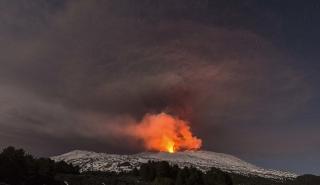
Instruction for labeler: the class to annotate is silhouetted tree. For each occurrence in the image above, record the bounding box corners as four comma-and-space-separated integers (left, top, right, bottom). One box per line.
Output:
187, 167, 203, 185
153, 177, 174, 185
203, 168, 233, 185
0, 146, 79, 185
140, 161, 156, 181
175, 168, 189, 185
155, 161, 171, 178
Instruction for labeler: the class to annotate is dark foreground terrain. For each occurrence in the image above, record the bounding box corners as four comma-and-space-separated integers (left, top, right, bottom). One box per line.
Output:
0, 147, 319, 185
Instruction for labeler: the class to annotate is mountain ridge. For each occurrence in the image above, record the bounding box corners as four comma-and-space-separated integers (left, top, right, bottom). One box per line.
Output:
51, 150, 297, 179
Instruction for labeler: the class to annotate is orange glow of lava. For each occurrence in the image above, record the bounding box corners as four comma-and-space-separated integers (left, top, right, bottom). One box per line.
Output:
127, 112, 202, 153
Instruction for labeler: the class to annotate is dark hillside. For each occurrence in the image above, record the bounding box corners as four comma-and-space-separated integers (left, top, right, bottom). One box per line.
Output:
1, 147, 320, 185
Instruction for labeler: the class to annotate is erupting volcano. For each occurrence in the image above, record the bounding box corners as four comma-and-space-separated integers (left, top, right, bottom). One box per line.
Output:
127, 112, 202, 153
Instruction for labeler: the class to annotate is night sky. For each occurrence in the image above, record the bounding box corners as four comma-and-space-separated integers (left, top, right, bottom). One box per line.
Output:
1, 0, 320, 175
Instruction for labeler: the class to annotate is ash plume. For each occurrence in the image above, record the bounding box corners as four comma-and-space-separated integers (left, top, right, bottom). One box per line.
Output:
0, 0, 311, 158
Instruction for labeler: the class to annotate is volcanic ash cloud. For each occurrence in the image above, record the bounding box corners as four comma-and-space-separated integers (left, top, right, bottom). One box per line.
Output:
124, 112, 202, 153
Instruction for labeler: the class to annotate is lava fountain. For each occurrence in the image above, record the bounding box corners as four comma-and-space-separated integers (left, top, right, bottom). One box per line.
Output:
127, 112, 202, 153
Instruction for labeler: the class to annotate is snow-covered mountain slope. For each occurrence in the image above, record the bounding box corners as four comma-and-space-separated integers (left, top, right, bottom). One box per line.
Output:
51, 150, 297, 179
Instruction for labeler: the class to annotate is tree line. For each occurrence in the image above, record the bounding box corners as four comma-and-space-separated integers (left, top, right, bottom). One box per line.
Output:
1, 146, 320, 185
0, 146, 79, 185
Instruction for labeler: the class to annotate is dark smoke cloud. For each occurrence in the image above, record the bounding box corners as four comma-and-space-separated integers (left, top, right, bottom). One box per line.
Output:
0, 0, 312, 164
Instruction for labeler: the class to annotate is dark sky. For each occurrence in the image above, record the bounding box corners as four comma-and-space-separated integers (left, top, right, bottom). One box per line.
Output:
0, 0, 320, 175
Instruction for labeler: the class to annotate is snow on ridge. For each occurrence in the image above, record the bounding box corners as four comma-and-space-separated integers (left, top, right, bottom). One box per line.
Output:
51, 150, 297, 179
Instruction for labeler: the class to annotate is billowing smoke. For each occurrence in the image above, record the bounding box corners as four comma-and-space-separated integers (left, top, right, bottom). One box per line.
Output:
125, 112, 201, 153
0, 0, 311, 158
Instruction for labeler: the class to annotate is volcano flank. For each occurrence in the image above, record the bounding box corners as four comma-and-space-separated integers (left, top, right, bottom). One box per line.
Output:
52, 150, 297, 179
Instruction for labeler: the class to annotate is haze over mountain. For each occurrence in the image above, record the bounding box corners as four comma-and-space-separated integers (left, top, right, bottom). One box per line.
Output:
1, 0, 320, 175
